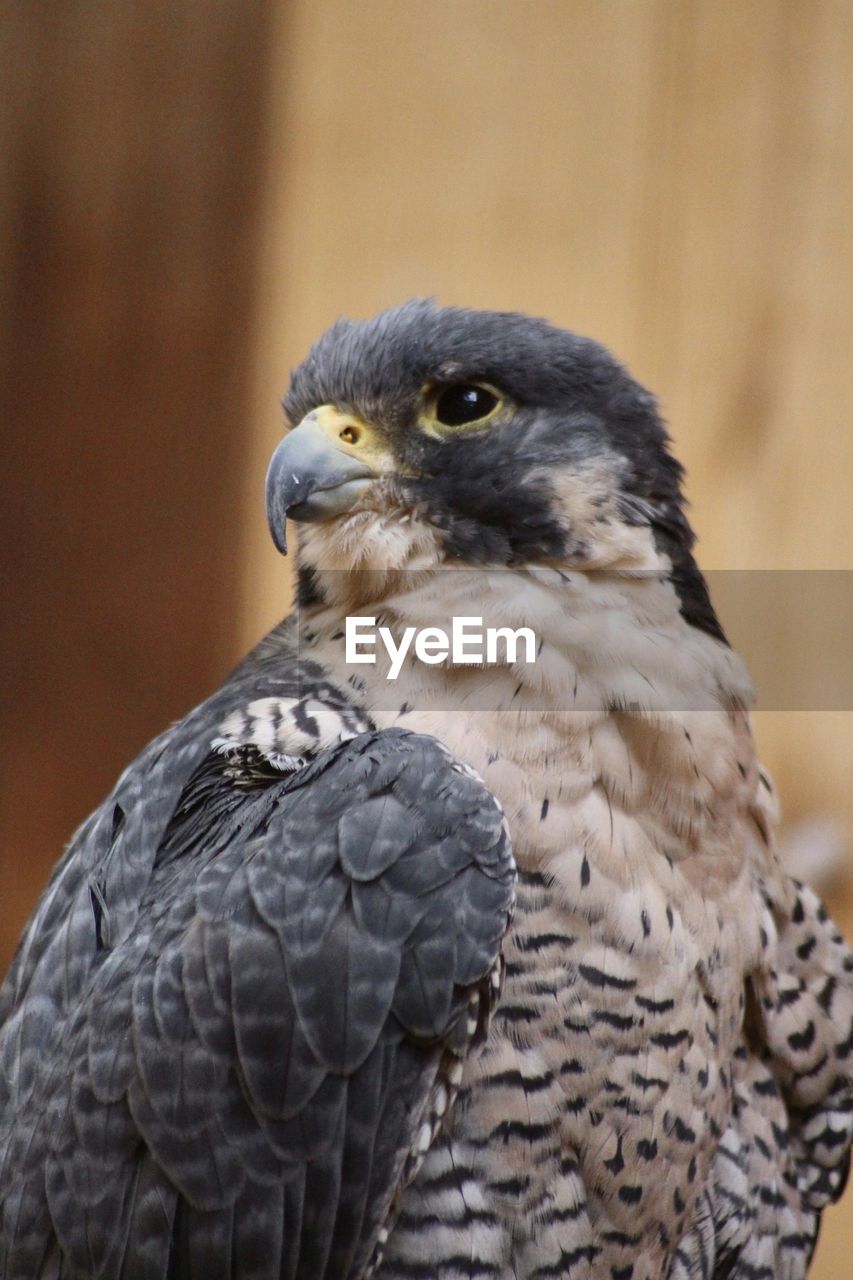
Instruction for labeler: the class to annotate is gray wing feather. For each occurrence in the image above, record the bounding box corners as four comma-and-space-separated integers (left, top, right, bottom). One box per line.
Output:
0, 714, 514, 1280
0, 635, 356, 1017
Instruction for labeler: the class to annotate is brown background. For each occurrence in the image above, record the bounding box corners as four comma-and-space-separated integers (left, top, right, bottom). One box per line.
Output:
2, 3, 852, 1272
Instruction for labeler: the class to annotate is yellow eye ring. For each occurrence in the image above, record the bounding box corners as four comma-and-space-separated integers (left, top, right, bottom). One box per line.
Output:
420, 381, 506, 436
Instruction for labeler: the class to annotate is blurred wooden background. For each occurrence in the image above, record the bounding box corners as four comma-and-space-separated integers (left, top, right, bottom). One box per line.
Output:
2, 3, 852, 1272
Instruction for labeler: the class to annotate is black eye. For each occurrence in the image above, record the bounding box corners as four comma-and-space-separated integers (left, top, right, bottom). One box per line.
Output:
434, 383, 499, 427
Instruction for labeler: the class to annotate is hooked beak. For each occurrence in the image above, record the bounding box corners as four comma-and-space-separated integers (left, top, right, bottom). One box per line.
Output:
265, 406, 384, 554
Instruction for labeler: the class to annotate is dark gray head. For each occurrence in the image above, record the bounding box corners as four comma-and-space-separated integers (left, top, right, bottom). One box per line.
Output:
267, 299, 724, 642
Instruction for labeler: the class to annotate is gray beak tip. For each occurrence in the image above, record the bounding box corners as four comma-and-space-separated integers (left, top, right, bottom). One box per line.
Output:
264, 420, 378, 557
265, 445, 291, 556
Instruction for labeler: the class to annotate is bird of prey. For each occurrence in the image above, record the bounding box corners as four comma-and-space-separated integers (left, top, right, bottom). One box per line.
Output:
1, 300, 851, 1280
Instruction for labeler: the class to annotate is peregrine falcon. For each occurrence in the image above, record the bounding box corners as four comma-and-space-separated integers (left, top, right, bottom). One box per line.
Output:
1, 300, 851, 1279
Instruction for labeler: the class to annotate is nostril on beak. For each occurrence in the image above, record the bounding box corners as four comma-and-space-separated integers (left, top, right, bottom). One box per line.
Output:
338, 425, 361, 446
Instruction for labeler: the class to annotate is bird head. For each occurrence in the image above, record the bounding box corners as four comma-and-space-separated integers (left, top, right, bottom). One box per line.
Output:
266, 300, 724, 642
